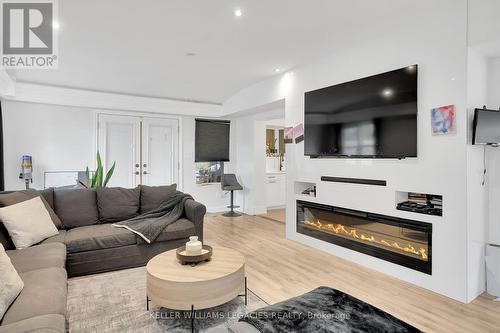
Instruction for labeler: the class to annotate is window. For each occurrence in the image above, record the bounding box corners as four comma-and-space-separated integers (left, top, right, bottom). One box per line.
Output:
194, 118, 229, 184
195, 161, 224, 184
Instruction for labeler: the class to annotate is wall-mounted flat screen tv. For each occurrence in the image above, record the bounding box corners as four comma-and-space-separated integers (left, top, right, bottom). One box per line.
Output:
304, 65, 418, 158
472, 108, 500, 145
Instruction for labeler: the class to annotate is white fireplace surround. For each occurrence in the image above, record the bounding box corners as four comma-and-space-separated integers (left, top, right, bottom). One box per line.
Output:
223, 2, 484, 304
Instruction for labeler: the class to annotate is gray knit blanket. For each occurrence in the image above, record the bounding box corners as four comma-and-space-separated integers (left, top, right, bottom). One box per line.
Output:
112, 191, 192, 243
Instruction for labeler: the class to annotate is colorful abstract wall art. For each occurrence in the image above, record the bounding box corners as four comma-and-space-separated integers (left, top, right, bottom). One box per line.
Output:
431, 105, 456, 135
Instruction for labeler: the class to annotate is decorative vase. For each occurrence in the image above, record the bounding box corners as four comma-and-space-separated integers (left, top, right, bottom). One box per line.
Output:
186, 236, 202, 255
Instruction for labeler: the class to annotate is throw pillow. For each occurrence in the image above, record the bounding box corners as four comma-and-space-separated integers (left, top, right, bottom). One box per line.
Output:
39, 188, 56, 210
0, 197, 59, 249
53, 188, 99, 229
0, 189, 63, 229
96, 187, 140, 223
139, 184, 177, 213
0, 244, 24, 320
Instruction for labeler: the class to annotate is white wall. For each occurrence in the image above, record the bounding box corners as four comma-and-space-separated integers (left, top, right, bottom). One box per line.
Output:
486, 57, 500, 246
466, 48, 489, 300
1, 100, 235, 212
231, 105, 285, 215
0, 69, 15, 97
2, 100, 96, 190
487, 57, 500, 108
181, 115, 236, 213
222, 1, 471, 302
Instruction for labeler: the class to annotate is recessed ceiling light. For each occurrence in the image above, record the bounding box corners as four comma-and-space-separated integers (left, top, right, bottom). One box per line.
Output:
234, 9, 243, 17
274, 68, 281, 73
185, 52, 196, 57
52, 21, 60, 29
382, 88, 394, 97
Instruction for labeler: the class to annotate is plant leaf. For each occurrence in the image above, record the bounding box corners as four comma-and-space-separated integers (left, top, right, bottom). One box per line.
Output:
96, 151, 102, 170
94, 164, 103, 187
95, 151, 104, 187
87, 151, 115, 188
85, 166, 91, 188
103, 162, 116, 187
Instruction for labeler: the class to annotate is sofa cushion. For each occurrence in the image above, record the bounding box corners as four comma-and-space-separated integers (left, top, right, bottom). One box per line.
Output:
0, 244, 24, 321
40, 230, 67, 245
65, 224, 136, 253
135, 218, 195, 245
0, 223, 14, 250
7, 243, 66, 273
139, 184, 177, 213
39, 188, 55, 209
0, 197, 59, 249
0, 189, 62, 229
96, 187, 140, 223
54, 188, 98, 229
1, 267, 67, 325
0, 314, 66, 333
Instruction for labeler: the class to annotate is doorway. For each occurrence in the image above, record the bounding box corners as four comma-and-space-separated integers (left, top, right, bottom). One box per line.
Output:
97, 113, 179, 188
260, 118, 286, 223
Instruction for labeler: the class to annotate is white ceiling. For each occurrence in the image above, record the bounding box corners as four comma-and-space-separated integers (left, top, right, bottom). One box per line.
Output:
9, 0, 454, 104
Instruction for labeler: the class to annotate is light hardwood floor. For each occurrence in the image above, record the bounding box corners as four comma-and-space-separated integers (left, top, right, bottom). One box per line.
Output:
205, 213, 500, 333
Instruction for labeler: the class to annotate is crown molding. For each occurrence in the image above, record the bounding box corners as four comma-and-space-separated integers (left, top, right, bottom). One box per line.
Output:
3, 81, 222, 117
0, 69, 15, 97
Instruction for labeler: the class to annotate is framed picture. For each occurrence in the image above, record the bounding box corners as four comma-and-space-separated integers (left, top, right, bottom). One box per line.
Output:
431, 105, 456, 135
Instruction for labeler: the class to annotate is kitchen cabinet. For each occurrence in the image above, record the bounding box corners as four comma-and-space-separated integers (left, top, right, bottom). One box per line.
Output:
266, 173, 286, 208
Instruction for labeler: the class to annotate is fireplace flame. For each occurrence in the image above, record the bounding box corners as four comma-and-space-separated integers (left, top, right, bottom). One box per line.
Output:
304, 220, 428, 260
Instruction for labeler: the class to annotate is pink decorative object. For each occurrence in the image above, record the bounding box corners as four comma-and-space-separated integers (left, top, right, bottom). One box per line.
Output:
293, 123, 304, 143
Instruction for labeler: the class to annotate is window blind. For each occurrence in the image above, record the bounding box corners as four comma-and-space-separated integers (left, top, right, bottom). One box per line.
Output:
195, 119, 230, 162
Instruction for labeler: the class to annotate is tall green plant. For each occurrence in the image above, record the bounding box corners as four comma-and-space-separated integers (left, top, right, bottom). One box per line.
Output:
85, 152, 116, 188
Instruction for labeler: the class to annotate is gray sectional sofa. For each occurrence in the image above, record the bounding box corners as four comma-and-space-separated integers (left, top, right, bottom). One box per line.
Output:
0, 185, 206, 333
2, 243, 67, 333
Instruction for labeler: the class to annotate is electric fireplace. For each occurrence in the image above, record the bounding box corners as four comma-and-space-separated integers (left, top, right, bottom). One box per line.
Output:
297, 200, 432, 274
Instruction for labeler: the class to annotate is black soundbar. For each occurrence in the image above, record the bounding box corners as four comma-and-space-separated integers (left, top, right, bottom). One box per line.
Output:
320, 176, 387, 186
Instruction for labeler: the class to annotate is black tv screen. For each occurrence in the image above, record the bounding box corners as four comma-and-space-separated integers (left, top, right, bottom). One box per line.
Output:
304, 65, 418, 158
473, 109, 500, 145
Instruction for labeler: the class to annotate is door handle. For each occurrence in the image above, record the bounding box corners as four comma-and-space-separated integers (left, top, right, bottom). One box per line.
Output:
134, 171, 140, 175
143, 164, 147, 168
135, 164, 139, 168
143, 171, 148, 175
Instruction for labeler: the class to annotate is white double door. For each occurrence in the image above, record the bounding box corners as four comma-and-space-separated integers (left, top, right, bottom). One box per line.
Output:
97, 114, 179, 188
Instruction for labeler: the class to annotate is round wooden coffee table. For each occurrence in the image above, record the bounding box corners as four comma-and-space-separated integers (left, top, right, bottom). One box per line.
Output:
146, 246, 246, 313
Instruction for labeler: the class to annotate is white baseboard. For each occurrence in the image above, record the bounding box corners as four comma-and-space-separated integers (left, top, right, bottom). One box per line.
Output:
206, 206, 229, 214
252, 205, 268, 215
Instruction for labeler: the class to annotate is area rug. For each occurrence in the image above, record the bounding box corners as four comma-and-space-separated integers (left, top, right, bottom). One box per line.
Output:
67, 267, 267, 333
241, 286, 421, 333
